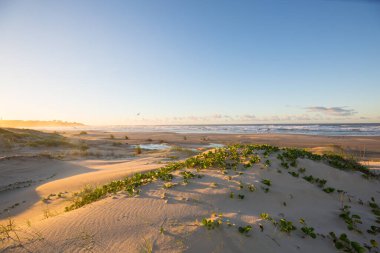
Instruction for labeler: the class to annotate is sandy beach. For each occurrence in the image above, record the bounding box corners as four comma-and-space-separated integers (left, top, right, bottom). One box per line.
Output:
2, 0, 379, 251
1, 128, 379, 252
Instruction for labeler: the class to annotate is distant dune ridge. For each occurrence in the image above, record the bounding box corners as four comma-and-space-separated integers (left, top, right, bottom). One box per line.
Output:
0, 120, 84, 128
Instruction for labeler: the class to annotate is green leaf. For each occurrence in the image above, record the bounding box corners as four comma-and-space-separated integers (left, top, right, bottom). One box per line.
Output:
350, 241, 365, 253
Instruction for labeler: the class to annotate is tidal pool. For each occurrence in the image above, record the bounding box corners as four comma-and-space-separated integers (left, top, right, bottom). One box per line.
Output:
133, 143, 170, 150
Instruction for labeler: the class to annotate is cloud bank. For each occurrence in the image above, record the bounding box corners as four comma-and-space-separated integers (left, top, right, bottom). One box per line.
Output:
305, 106, 357, 116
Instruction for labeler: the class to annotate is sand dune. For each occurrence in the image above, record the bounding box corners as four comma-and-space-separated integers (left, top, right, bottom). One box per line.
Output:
1, 145, 379, 253
0, 120, 83, 128
0, 156, 164, 225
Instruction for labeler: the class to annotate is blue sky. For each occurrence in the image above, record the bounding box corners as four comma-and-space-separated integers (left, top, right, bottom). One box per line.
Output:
0, 0, 379, 125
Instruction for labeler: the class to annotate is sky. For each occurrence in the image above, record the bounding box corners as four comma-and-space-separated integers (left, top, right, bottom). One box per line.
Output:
0, 0, 379, 125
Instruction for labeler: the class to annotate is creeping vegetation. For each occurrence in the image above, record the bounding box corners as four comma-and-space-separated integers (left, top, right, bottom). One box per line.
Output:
1, 142, 378, 252
180, 170, 202, 183
279, 219, 296, 233
64, 144, 375, 215
299, 218, 316, 239
261, 179, 271, 193
367, 225, 380, 236
65, 162, 183, 211
260, 213, 296, 234
278, 148, 377, 178
238, 225, 252, 235
163, 182, 176, 189
202, 218, 221, 230
302, 175, 327, 188
329, 232, 366, 253
260, 213, 272, 221
261, 179, 271, 186
298, 167, 306, 173
369, 198, 380, 224
323, 187, 336, 194
288, 171, 299, 178
339, 205, 362, 233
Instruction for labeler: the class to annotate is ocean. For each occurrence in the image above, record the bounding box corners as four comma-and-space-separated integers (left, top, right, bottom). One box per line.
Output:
45, 123, 380, 136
